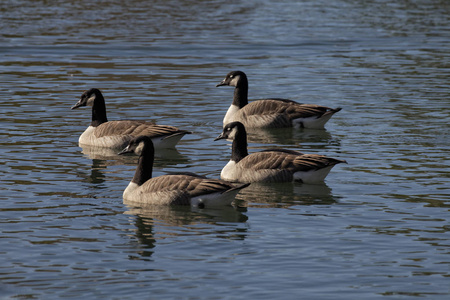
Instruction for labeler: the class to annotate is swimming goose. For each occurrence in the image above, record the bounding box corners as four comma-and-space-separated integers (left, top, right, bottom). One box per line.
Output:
214, 122, 346, 183
71, 88, 191, 149
118, 136, 250, 207
216, 70, 341, 129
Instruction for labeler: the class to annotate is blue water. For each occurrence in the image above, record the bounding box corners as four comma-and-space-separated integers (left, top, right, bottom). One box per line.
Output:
1, 0, 449, 299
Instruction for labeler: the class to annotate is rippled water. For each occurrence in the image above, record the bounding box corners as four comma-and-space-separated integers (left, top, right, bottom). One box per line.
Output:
1, 0, 449, 299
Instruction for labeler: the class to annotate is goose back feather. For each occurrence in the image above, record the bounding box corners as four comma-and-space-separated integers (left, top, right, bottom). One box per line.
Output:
72, 88, 191, 149
119, 136, 249, 207
217, 71, 341, 129
123, 175, 246, 206
215, 121, 346, 183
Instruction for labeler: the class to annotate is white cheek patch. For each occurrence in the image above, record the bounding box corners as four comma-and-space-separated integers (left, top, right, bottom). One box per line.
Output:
229, 76, 240, 86
87, 94, 96, 106
228, 127, 238, 139
135, 142, 145, 155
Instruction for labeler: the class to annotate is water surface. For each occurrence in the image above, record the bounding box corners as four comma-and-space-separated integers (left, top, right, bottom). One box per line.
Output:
1, 0, 449, 299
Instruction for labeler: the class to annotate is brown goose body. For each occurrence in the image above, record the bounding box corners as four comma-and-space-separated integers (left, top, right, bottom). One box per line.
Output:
72, 88, 190, 149
119, 136, 249, 207
122, 174, 247, 206
215, 122, 346, 183
217, 71, 341, 129
79, 121, 188, 149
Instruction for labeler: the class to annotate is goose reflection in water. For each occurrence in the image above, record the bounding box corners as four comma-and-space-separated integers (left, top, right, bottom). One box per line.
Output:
77, 144, 190, 188
236, 181, 337, 208
80, 143, 187, 163
244, 126, 336, 147
123, 205, 249, 258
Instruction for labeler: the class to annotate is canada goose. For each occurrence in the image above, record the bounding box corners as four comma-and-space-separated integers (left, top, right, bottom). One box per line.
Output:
214, 122, 346, 183
118, 136, 250, 207
216, 70, 342, 129
71, 88, 191, 149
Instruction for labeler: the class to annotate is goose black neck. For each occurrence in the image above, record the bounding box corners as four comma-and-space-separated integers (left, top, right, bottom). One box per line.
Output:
91, 92, 108, 127
233, 78, 249, 108
132, 142, 154, 186
231, 128, 249, 163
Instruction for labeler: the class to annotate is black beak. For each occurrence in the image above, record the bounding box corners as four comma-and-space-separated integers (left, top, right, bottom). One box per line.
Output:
71, 99, 83, 110
214, 133, 226, 141
216, 80, 227, 87
118, 145, 132, 155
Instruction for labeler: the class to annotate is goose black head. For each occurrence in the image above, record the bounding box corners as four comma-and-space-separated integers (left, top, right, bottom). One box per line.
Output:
71, 88, 103, 109
216, 70, 247, 88
118, 136, 154, 156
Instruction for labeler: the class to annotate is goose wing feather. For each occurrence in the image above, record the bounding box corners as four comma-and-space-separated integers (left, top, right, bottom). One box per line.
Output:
238, 151, 299, 170
244, 100, 329, 117
138, 175, 240, 199
293, 154, 347, 171
187, 179, 242, 197
242, 99, 293, 116
237, 99, 338, 127
260, 148, 304, 155
238, 151, 345, 172
94, 121, 188, 138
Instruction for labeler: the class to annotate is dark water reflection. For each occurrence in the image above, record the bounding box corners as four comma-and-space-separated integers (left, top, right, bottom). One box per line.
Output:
244, 126, 338, 148
80, 143, 187, 162
236, 182, 337, 208
123, 205, 248, 257
1, 0, 449, 299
